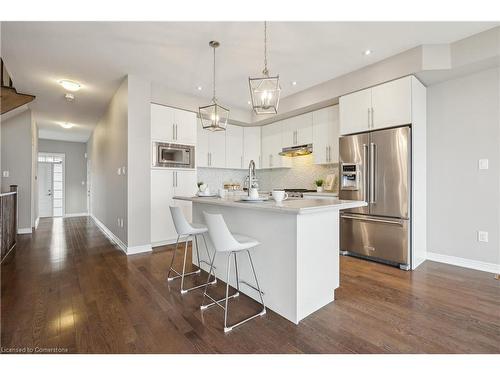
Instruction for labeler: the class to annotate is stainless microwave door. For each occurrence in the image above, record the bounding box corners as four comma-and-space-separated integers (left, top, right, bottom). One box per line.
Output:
369, 126, 410, 219
339, 132, 369, 214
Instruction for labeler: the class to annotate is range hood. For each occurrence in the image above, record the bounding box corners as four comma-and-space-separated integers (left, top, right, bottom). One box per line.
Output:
279, 144, 313, 157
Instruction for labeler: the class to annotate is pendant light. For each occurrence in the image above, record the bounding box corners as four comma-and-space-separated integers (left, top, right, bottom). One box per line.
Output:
199, 41, 229, 132
249, 21, 281, 115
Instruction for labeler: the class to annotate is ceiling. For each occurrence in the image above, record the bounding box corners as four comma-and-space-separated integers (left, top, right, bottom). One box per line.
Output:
1, 21, 498, 142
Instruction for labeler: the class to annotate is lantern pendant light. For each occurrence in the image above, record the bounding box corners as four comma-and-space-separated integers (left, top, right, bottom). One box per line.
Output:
199, 41, 229, 132
249, 21, 281, 115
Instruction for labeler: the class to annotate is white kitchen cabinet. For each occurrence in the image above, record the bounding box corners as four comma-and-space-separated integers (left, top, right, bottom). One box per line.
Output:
282, 113, 313, 147
312, 106, 339, 165
243, 126, 261, 169
339, 76, 416, 135
371, 76, 412, 129
196, 122, 226, 168
226, 124, 244, 169
339, 88, 372, 135
261, 121, 283, 169
151, 103, 197, 144
151, 169, 197, 245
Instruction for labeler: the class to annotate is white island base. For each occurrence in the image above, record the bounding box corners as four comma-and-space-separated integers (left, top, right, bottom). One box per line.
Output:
175, 197, 366, 324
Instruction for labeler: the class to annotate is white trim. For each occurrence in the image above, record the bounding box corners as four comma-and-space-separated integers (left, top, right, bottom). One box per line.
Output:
18, 227, 33, 234
127, 244, 153, 255
426, 252, 500, 274
90, 214, 152, 256
64, 212, 89, 217
152, 238, 191, 248
90, 214, 127, 253
34, 217, 40, 229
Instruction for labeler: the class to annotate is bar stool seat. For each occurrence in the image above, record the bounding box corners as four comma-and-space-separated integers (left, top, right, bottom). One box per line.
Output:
167, 206, 217, 294
200, 211, 266, 333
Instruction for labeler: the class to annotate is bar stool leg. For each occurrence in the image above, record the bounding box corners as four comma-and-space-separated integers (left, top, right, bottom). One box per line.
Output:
223, 252, 233, 331
167, 235, 180, 281
202, 233, 217, 277
247, 250, 266, 314
194, 235, 201, 268
233, 252, 240, 293
180, 237, 190, 294
200, 250, 217, 308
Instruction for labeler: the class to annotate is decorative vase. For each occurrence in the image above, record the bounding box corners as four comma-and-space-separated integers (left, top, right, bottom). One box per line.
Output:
316, 186, 324, 192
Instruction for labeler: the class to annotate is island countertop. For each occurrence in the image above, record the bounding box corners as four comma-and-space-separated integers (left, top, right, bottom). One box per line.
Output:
173, 195, 366, 214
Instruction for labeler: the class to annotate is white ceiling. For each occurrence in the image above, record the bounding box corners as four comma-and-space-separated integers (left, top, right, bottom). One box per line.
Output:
2, 21, 498, 142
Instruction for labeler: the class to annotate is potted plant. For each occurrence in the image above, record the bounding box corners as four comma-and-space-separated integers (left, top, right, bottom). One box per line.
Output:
314, 179, 324, 193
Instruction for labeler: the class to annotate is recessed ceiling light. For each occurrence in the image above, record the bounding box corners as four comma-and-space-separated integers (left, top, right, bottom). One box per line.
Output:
247, 101, 252, 105
64, 93, 75, 102
58, 79, 81, 92
363, 49, 372, 56
60, 122, 74, 129
292, 81, 297, 86
197, 86, 203, 91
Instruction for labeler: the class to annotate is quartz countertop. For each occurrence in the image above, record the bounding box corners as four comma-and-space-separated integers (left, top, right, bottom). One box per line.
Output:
302, 191, 338, 198
174, 195, 366, 215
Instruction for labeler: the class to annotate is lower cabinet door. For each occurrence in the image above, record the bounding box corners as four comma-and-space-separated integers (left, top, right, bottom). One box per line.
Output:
151, 170, 176, 245
173, 170, 198, 223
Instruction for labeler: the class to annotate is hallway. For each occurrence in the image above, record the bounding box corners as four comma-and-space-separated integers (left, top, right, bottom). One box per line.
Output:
1, 217, 499, 353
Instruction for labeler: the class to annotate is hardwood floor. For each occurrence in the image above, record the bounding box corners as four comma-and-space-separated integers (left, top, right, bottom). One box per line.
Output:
1, 216, 499, 353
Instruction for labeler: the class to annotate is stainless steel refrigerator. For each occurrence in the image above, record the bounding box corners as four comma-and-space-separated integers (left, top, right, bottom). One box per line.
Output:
339, 126, 411, 270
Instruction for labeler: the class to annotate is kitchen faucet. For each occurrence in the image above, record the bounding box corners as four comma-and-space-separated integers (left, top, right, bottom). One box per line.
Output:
247, 160, 256, 196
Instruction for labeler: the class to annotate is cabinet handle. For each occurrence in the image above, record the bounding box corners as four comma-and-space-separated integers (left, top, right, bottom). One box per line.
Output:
367, 108, 371, 128
371, 108, 374, 128
329, 146, 332, 162
325, 146, 328, 162
241, 156, 243, 169
173, 124, 176, 140
269, 154, 272, 167
175, 124, 177, 140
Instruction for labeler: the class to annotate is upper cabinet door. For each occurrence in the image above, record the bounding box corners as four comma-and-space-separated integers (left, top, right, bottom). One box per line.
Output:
174, 109, 197, 145
371, 76, 412, 130
196, 121, 209, 168
295, 112, 313, 145
281, 117, 295, 147
339, 88, 372, 135
209, 129, 226, 168
226, 124, 244, 169
313, 106, 338, 164
261, 121, 283, 168
151, 103, 175, 142
243, 127, 261, 169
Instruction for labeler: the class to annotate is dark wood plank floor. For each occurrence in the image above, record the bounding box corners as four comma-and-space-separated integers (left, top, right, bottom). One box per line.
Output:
1, 216, 499, 353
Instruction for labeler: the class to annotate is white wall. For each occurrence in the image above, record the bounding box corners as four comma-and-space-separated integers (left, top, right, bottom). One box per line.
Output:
127, 75, 151, 249
38, 139, 87, 215
1, 109, 35, 231
87, 77, 128, 245
427, 67, 500, 269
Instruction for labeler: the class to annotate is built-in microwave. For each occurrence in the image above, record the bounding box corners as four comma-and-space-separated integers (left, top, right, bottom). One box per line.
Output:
152, 142, 195, 168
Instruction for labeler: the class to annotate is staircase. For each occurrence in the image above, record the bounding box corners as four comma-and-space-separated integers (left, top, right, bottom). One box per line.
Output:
1, 58, 35, 115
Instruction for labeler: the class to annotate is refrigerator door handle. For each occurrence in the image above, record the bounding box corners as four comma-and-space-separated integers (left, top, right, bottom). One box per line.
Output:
369, 142, 376, 204
363, 143, 368, 203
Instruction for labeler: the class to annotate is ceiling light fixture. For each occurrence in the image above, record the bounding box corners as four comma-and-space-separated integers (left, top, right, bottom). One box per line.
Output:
58, 79, 81, 92
249, 21, 281, 115
363, 49, 372, 56
197, 86, 203, 91
198, 41, 229, 132
64, 93, 75, 102
60, 122, 74, 129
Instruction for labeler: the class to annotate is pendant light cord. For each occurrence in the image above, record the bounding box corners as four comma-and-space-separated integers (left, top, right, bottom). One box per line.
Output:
263, 21, 269, 76
212, 44, 216, 102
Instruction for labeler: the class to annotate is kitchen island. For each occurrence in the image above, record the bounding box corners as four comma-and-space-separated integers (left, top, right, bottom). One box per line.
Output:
174, 195, 366, 324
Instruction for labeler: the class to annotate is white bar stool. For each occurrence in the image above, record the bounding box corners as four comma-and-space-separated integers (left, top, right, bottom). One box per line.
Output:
167, 206, 216, 294
200, 211, 266, 333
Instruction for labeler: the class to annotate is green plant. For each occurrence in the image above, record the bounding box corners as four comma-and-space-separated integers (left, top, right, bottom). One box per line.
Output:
197, 181, 204, 188
314, 179, 324, 187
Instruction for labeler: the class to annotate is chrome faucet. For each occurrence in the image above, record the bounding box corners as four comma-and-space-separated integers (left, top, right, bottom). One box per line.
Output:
247, 160, 256, 196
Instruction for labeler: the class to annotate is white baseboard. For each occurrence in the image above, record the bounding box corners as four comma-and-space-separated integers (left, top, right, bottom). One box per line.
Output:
426, 252, 500, 274
90, 214, 127, 253
65, 212, 89, 217
34, 217, 40, 229
18, 227, 33, 234
90, 214, 152, 256
152, 238, 191, 248
127, 244, 153, 255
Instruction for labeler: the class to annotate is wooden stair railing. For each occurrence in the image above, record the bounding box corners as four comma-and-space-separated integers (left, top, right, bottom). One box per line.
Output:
1, 58, 35, 115
0, 185, 18, 263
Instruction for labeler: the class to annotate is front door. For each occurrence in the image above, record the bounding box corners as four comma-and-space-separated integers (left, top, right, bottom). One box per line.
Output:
38, 163, 53, 217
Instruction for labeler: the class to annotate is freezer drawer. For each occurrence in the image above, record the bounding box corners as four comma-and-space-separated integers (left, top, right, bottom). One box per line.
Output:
340, 214, 409, 266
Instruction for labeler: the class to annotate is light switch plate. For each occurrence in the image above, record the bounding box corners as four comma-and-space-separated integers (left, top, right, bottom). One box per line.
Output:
478, 159, 489, 170
477, 231, 488, 243
2, 171, 9, 178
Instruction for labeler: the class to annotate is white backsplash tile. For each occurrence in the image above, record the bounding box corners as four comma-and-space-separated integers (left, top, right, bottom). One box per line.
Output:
198, 155, 338, 193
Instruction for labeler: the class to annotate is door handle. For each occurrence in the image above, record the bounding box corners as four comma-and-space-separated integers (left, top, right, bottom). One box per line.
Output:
371, 108, 374, 128
173, 124, 176, 140
363, 144, 368, 203
369, 142, 376, 204
367, 108, 371, 128
326, 146, 328, 162
341, 214, 403, 226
